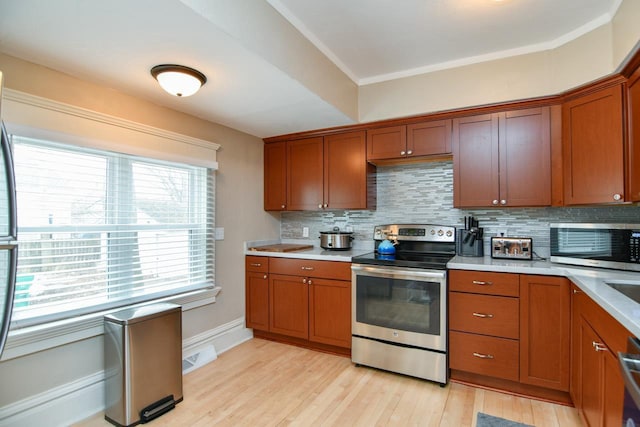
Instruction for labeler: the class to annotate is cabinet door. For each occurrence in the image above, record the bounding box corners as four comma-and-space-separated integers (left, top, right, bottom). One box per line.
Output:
580, 318, 603, 427
269, 274, 309, 339
324, 131, 369, 209
407, 120, 452, 156
519, 275, 570, 391
570, 285, 585, 408
452, 114, 499, 207
287, 137, 324, 210
628, 70, 640, 202
562, 85, 624, 205
246, 271, 270, 331
500, 108, 551, 207
264, 142, 287, 211
309, 277, 351, 348
366, 126, 406, 160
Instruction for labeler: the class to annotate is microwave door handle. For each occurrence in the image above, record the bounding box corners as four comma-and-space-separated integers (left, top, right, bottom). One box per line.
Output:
619, 351, 640, 409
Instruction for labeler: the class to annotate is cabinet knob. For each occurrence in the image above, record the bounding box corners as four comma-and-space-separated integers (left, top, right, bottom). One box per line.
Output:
472, 352, 494, 359
400, 151, 406, 156
263, 274, 267, 279
613, 193, 622, 201
407, 150, 413, 155
324, 203, 328, 208
472, 312, 494, 318
318, 204, 323, 209
500, 199, 506, 205
303, 278, 307, 284
592, 341, 608, 352
572, 289, 582, 294
492, 200, 499, 205
308, 279, 313, 285
281, 204, 286, 209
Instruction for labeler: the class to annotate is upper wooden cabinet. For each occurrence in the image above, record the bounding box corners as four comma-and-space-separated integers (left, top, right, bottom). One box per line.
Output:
264, 142, 287, 211
562, 84, 624, 205
452, 107, 551, 208
287, 137, 324, 211
264, 131, 375, 211
627, 69, 640, 202
366, 120, 452, 163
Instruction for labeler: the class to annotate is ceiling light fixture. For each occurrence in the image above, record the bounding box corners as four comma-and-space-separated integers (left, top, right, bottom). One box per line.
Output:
150, 64, 207, 97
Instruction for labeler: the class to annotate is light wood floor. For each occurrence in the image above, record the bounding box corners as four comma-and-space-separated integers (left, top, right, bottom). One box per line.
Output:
77, 338, 583, 426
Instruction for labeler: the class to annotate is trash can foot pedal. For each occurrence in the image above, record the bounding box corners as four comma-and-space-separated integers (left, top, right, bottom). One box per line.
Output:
140, 395, 175, 423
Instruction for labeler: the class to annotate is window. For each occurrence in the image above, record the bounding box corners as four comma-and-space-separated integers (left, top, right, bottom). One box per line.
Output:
11, 136, 215, 327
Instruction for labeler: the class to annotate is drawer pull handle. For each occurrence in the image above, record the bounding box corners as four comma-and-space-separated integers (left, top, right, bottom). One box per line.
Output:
472, 280, 493, 286
592, 341, 608, 352
301, 266, 315, 271
250, 263, 262, 267
472, 352, 494, 359
472, 312, 494, 318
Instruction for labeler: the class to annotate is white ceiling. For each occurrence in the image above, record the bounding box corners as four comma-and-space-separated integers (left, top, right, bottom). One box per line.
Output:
0, 0, 622, 138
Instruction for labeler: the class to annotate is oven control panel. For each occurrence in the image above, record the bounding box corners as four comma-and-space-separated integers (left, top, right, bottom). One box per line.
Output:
373, 224, 456, 242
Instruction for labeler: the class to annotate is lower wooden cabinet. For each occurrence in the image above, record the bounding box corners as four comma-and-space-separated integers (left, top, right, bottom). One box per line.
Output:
449, 270, 570, 402
245, 256, 269, 331
571, 284, 628, 427
245, 255, 352, 353
519, 275, 570, 391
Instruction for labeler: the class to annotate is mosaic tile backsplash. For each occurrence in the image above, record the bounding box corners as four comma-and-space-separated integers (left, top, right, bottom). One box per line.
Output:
281, 160, 640, 257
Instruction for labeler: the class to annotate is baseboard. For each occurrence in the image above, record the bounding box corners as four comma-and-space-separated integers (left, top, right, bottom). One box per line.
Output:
0, 317, 253, 427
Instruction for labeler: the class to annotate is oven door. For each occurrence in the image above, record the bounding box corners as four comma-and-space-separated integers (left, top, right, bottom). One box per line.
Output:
351, 264, 446, 351
619, 337, 640, 425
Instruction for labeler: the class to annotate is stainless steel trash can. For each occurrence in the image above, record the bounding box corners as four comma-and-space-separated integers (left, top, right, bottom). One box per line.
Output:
104, 303, 183, 427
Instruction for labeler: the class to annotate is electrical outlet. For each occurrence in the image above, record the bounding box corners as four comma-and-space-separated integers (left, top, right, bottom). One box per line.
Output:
215, 227, 224, 240
496, 228, 508, 237
302, 227, 309, 238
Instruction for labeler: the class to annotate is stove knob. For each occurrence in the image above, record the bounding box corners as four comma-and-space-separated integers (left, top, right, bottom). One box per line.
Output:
438, 229, 444, 236
430, 229, 436, 235
446, 230, 453, 237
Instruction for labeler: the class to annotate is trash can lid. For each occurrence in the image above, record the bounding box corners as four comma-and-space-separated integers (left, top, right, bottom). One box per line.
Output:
104, 302, 181, 325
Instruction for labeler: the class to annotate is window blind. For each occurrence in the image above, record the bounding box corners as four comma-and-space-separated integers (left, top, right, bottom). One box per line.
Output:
10, 135, 215, 328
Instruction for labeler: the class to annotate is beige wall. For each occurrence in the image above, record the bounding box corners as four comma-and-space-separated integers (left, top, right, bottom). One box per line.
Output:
358, 0, 640, 123
0, 53, 280, 406
612, 0, 640, 68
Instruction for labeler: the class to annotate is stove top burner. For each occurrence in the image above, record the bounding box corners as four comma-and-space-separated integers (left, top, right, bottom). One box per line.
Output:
353, 223, 458, 270
351, 251, 454, 270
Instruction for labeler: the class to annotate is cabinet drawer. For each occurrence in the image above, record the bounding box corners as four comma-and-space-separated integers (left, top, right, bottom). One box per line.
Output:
449, 292, 519, 339
269, 258, 351, 281
449, 270, 519, 297
246, 256, 269, 273
450, 331, 519, 381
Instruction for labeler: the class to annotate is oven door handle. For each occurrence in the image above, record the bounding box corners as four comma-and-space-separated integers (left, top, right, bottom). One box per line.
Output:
619, 350, 640, 409
351, 264, 446, 281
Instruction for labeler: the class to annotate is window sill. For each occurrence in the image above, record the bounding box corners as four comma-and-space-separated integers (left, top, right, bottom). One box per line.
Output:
1, 286, 221, 361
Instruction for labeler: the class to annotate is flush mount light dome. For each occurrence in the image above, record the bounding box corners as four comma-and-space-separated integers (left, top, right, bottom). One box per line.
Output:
150, 64, 207, 97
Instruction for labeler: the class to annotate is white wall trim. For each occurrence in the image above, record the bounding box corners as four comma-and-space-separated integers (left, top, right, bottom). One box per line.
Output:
0, 318, 253, 427
4, 89, 221, 152
3, 88, 220, 169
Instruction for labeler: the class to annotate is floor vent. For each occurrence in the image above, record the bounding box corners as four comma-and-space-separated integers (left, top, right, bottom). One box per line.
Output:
182, 344, 218, 374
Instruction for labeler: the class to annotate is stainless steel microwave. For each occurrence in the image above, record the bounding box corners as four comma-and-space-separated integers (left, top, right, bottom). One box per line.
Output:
550, 223, 640, 272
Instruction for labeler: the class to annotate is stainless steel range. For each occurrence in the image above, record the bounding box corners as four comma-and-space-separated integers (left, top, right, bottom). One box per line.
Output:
351, 224, 456, 385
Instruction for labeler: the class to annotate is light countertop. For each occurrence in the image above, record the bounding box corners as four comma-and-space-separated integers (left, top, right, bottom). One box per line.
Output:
244, 239, 371, 262
449, 255, 640, 338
